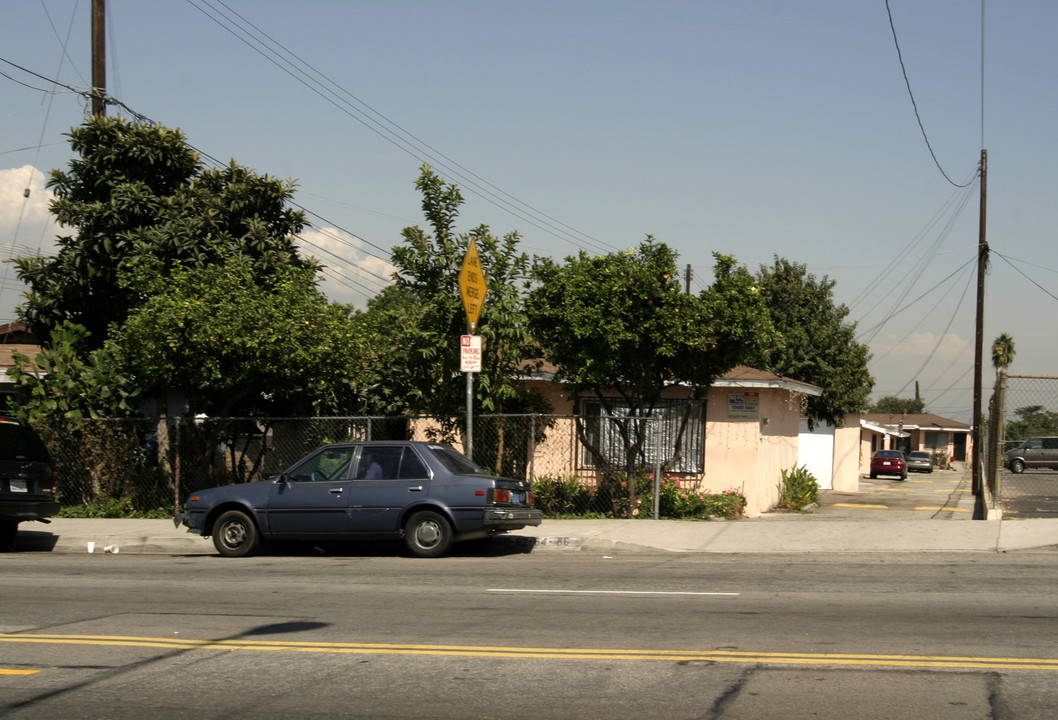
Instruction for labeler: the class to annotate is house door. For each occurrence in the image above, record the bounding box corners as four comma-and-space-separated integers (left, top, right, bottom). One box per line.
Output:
952, 433, 967, 462
798, 420, 835, 490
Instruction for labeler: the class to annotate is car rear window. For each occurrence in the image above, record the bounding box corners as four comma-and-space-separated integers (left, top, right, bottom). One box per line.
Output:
0, 419, 51, 463
426, 444, 482, 474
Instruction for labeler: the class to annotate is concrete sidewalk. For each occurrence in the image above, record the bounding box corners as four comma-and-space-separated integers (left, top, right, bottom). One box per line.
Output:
12, 469, 1058, 556
12, 515, 1058, 556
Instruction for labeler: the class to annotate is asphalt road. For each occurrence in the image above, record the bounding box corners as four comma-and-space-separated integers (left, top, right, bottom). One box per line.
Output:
3, 550, 1058, 719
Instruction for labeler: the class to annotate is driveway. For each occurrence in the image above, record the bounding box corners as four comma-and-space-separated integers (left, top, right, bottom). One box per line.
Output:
762, 467, 975, 521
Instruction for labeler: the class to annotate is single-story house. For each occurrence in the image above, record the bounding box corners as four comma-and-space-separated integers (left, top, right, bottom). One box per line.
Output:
854, 413, 972, 473
0, 322, 39, 411
521, 364, 828, 516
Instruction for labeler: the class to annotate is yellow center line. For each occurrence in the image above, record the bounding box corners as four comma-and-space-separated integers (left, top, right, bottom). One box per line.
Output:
4, 633, 1054, 672
0, 668, 40, 676
833, 503, 889, 509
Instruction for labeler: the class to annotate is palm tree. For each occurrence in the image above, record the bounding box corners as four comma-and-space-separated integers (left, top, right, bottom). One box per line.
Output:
990, 333, 1015, 475
992, 333, 1016, 374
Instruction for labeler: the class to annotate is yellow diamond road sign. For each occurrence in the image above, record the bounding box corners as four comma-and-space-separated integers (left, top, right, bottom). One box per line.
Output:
459, 237, 487, 332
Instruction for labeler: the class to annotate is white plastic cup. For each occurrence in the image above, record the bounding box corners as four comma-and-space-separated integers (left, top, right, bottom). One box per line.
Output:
86, 542, 95, 553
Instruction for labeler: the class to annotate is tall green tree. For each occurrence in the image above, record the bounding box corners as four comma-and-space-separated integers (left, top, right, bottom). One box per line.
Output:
110, 258, 363, 417
15, 116, 313, 347
357, 166, 546, 450
12, 116, 358, 423
745, 257, 873, 428
870, 395, 926, 415
527, 239, 775, 514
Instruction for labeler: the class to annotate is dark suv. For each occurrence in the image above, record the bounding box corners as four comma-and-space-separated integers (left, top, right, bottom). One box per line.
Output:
0, 416, 59, 548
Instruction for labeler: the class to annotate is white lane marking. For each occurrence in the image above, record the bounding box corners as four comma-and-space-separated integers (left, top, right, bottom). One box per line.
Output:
488, 589, 739, 596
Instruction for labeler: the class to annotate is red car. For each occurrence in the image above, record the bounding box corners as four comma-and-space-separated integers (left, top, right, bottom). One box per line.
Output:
870, 450, 907, 480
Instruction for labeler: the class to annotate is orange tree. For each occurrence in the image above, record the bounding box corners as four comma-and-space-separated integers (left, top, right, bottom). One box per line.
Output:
527, 239, 774, 516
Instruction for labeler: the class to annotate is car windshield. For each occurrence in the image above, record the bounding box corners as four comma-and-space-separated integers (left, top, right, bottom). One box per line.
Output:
427, 444, 482, 474
909, 452, 930, 459
876, 451, 902, 458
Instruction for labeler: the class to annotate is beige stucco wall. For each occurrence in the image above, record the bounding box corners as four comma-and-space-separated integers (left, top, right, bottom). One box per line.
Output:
832, 424, 863, 492
703, 390, 800, 516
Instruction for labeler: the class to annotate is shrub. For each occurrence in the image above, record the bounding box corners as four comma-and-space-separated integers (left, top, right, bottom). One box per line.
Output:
533, 472, 747, 520
533, 474, 601, 517
58, 496, 171, 519
777, 465, 820, 511
654, 476, 746, 520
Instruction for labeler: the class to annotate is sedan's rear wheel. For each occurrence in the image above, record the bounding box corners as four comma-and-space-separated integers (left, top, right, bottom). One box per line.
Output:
212, 510, 259, 557
404, 510, 453, 558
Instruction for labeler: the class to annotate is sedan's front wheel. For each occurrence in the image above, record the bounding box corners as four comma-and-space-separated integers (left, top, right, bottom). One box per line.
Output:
1010, 459, 1025, 474
212, 510, 259, 557
404, 510, 453, 558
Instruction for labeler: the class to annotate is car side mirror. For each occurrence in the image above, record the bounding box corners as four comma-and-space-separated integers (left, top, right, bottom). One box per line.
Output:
274, 473, 290, 484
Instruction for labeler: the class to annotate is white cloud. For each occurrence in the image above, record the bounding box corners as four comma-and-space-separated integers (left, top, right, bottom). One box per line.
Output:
296, 226, 394, 308
0, 165, 61, 259
871, 331, 971, 363
0, 165, 63, 321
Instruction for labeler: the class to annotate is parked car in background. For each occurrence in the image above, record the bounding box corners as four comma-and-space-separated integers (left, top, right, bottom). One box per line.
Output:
0, 416, 60, 549
869, 449, 908, 480
175, 441, 542, 558
906, 451, 933, 474
1003, 436, 1058, 474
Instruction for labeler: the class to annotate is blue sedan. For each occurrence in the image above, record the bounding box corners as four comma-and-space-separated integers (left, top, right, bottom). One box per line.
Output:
175, 441, 542, 557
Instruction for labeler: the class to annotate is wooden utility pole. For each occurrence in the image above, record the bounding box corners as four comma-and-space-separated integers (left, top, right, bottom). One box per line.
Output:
971, 149, 988, 497
91, 0, 106, 116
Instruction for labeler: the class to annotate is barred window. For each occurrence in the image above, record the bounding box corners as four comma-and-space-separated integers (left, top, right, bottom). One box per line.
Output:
924, 431, 949, 450
580, 399, 705, 473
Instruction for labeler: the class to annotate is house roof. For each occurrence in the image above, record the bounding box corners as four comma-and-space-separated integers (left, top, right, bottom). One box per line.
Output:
712, 366, 822, 397
523, 362, 822, 397
859, 413, 971, 433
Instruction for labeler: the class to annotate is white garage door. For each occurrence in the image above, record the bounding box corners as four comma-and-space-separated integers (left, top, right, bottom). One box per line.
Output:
798, 419, 835, 490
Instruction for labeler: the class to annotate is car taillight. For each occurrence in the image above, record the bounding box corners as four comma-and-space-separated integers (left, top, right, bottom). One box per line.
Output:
528, 490, 534, 505
494, 489, 511, 503
50, 471, 57, 494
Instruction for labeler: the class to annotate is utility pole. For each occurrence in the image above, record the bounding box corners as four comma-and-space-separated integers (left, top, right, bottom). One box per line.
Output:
684, 264, 692, 295
971, 149, 988, 497
91, 0, 106, 116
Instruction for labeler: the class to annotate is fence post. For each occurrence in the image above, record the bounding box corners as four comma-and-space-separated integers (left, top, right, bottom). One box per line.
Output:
653, 416, 662, 520
995, 369, 1007, 508
529, 414, 537, 483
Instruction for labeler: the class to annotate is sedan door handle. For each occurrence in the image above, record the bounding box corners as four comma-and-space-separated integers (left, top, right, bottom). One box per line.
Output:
407, 486, 424, 492
328, 488, 344, 494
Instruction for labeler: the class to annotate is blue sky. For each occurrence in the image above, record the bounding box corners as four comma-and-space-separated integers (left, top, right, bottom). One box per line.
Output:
2, 1, 1055, 422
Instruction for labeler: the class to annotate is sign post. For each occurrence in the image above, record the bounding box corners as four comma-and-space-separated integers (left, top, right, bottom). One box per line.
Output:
458, 238, 488, 461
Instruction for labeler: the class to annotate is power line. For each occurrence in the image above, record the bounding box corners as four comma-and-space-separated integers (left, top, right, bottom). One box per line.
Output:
884, 0, 977, 189
184, 0, 621, 257
992, 251, 1058, 305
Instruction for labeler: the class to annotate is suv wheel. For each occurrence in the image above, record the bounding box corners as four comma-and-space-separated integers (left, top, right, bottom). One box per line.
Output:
0, 519, 17, 549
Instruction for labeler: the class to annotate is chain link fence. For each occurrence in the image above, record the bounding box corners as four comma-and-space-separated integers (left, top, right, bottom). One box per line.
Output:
990, 375, 1058, 518
31, 413, 738, 520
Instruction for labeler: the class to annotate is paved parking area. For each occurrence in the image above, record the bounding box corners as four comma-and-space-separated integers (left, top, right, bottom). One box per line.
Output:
767, 468, 975, 521
998, 469, 1058, 519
